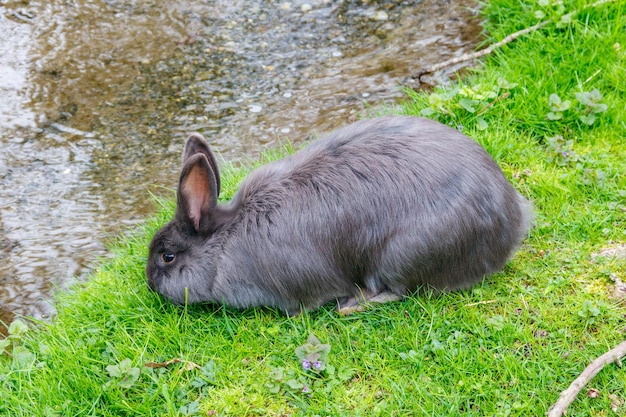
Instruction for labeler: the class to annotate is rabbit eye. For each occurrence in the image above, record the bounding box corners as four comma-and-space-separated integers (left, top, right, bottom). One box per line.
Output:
161, 253, 176, 263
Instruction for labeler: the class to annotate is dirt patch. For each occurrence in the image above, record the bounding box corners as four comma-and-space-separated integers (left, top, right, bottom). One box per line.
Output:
0, 308, 14, 338
592, 243, 626, 301
593, 243, 626, 260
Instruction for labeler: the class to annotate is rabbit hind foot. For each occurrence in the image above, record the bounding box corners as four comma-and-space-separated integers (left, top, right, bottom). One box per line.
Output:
337, 289, 402, 316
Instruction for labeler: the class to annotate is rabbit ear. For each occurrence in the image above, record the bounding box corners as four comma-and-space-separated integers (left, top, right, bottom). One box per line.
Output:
176, 153, 218, 234
182, 133, 221, 195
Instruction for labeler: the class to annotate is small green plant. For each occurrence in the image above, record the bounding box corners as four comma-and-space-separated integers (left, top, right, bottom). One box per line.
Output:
575, 89, 608, 125
579, 166, 606, 187
412, 78, 517, 130
105, 358, 141, 389
0, 319, 28, 354
266, 334, 331, 396
577, 300, 603, 325
547, 94, 572, 121
294, 333, 331, 373
545, 89, 607, 126
486, 315, 507, 331
190, 360, 217, 390
266, 365, 308, 395
0, 319, 36, 369
533, 0, 572, 26
545, 135, 579, 166
178, 401, 200, 416
266, 334, 353, 397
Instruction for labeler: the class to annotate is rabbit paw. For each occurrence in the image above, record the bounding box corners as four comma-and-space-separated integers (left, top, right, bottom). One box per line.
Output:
337, 290, 402, 315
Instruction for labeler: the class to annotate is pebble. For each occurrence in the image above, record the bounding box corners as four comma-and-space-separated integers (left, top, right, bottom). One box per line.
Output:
371, 11, 388, 21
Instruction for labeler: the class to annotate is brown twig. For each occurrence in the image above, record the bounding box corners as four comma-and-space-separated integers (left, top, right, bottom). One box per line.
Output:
414, 0, 618, 81
546, 340, 626, 417
417, 20, 550, 78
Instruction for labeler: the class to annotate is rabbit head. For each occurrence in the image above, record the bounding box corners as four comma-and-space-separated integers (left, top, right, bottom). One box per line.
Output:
146, 134, 226, 305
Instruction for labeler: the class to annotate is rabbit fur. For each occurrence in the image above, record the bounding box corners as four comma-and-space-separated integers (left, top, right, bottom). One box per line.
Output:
146, 116, 532, 315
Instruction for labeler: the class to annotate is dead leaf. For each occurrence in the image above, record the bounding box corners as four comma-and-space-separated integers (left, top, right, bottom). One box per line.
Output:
608, 394, 624, 412
144, 358, 182, 368
609, 273, 626, 301
587, 388, 600, 398
178, 360, 202, 374
144, 358, 202, 374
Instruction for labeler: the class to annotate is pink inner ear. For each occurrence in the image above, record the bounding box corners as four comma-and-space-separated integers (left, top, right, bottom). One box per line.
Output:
182, 163, 212, 231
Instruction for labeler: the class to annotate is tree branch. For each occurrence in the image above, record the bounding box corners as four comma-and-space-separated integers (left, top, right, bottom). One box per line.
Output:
546, 340, 626, 417
413, 0, 618, 81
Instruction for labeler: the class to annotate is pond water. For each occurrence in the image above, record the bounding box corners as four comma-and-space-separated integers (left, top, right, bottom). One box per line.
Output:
0, 0, 481, 326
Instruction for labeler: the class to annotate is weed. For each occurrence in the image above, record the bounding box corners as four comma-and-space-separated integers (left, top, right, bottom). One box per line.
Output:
407, 77, 517, 131
575, 89, 608, 125
266, 333, 354, 399
547, 93, 572, 121
545, 89, 608, 127
106, 358, 141, 389
0, 319, 38, 370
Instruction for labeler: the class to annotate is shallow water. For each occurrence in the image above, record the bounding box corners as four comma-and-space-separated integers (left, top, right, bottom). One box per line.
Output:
0, 0, 481, 323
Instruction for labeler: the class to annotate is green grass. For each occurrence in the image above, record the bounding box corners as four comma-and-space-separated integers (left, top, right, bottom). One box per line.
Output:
2, 0, 626, 415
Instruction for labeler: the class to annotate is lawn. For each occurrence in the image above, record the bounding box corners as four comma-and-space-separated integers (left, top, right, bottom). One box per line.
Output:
1, 0, 625, 415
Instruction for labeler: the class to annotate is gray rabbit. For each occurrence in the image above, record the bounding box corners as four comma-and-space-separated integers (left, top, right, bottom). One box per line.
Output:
146, 116, 532, 315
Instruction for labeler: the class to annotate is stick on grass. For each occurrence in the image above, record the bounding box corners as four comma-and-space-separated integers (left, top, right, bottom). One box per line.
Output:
547, 340, 626, 417
414, 0, 618, 80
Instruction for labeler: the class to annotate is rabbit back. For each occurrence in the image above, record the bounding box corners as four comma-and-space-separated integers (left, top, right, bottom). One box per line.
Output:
205, 116, 531, 313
